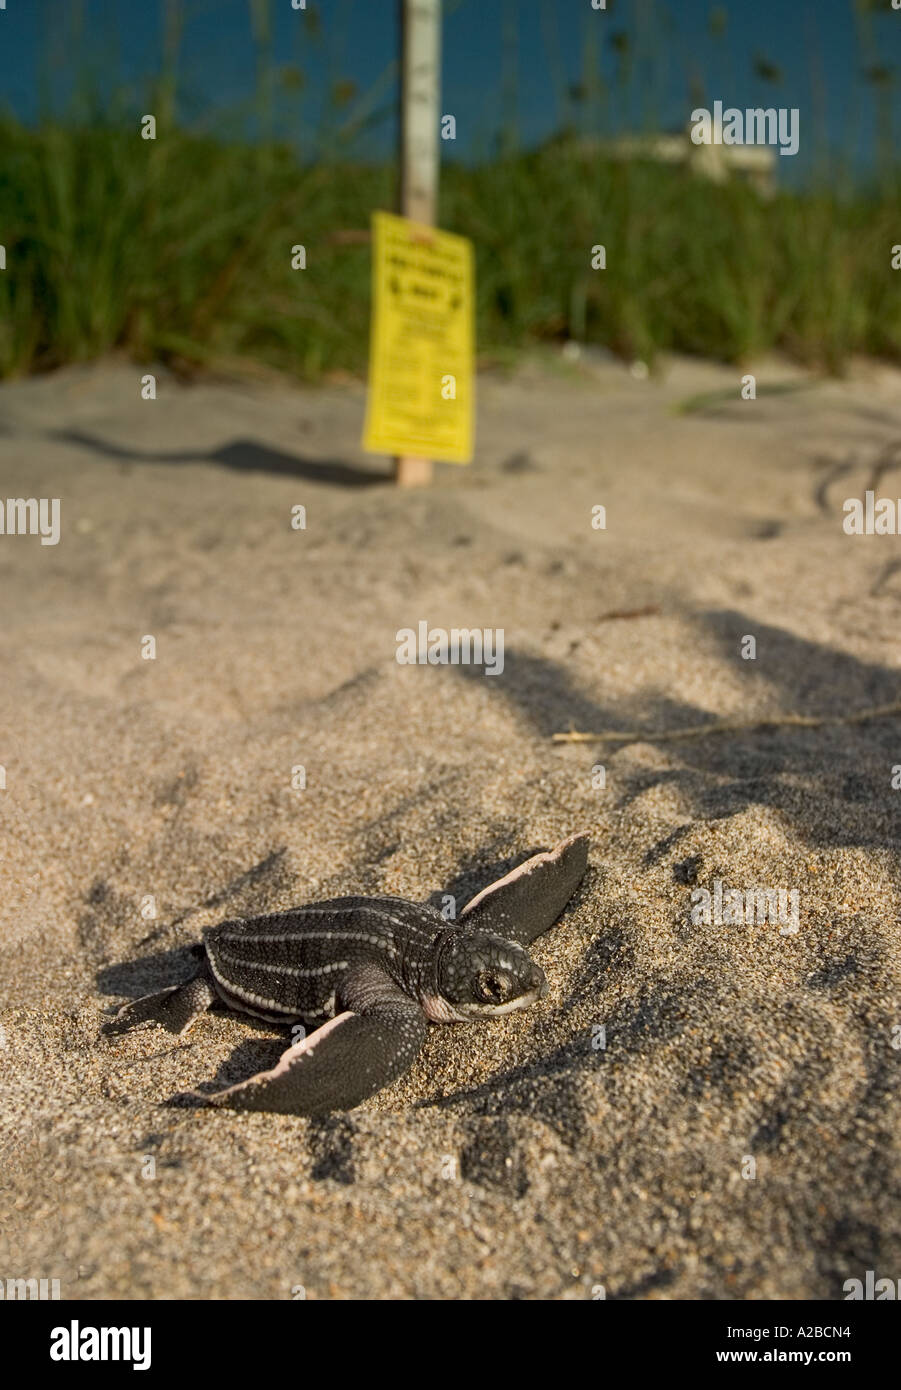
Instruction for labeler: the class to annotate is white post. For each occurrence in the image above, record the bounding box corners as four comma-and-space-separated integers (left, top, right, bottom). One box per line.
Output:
395, 0, 441, 487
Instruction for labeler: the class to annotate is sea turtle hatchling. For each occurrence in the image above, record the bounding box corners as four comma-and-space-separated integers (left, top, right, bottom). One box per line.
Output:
102, 832, 589, 1117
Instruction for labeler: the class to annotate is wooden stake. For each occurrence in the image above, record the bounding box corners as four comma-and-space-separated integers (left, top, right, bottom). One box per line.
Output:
395, 0, 440, 487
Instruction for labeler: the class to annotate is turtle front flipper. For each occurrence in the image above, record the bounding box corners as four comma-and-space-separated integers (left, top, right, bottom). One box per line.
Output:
198, 967, 428, 1117
102, 967, 216, 1037
459, 832, 589, 945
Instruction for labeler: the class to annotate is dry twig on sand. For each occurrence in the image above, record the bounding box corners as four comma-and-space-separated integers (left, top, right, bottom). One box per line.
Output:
551, 700, 901, 746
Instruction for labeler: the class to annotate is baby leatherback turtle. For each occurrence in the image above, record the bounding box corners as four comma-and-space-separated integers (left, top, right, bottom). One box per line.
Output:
102, 832, 588, 1117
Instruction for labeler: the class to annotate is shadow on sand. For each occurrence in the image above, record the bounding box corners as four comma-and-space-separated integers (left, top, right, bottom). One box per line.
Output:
52, 430, 389, 487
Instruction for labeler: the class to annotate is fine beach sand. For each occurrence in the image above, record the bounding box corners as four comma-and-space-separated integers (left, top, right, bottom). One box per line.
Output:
1, 351, 900, 1299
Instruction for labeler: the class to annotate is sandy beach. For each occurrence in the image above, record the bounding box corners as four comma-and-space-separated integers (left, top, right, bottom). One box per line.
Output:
1, 351, 900, 1299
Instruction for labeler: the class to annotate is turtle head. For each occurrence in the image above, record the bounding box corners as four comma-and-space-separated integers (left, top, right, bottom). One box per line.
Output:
433, 929, 547, 1020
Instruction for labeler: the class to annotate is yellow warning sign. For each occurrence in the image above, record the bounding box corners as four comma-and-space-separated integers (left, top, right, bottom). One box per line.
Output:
363, 211, 474, 464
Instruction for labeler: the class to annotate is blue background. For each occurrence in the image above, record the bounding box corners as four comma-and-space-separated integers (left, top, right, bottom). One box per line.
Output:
1, 1, 898, 183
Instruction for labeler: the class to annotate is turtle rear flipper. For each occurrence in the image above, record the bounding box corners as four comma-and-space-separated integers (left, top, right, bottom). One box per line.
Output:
460, 831, 589, 945
198, 967, 428, 1117
102, 969, 216, 1037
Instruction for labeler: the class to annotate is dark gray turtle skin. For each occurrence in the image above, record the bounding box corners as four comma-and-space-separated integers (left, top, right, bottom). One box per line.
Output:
102, 832, 589, 1118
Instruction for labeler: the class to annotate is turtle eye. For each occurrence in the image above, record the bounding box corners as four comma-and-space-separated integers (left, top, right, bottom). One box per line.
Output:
476, 971, 509, 1004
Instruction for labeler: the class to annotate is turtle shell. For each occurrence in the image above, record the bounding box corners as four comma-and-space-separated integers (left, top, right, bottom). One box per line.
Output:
203, 896, 444, 1023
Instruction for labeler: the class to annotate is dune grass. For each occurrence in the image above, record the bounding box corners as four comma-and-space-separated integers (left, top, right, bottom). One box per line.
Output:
1, 0, 899, 381
0, 113, 898, 382
445, 144, 901, 373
